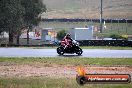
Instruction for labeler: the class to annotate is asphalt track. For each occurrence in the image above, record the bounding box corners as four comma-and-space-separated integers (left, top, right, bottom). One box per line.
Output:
0, 48, 132, 58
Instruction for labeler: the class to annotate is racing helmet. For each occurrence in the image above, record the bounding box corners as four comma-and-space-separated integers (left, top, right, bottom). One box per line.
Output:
66, 33, 71, 37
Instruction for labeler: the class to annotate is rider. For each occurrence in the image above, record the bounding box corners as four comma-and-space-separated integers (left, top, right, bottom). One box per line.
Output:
61, 33, 73, 48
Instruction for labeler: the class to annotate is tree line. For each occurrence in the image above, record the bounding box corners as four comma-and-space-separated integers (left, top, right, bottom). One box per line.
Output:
0, 0, 46, 45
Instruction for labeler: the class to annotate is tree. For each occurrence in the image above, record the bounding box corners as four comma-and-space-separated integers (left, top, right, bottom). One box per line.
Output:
109, 34, 122, 40
0, 0, 46, 45
121, 35, 128, 40
0, 0, 6, 33
0, 0, 25, 45
57, 30, 66, 40
21, 0, 46, 45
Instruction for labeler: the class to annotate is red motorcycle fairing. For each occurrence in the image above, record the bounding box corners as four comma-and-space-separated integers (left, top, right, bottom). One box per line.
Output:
61, 39, 72, 48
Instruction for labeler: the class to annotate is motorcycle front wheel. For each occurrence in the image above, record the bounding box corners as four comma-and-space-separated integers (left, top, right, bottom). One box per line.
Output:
57, 47, 64, 55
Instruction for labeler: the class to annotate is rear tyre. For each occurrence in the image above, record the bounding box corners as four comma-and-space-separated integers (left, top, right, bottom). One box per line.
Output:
57, 47, 64, 55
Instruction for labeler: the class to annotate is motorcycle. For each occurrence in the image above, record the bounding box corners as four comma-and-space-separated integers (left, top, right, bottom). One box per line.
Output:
57, 40, 83, 55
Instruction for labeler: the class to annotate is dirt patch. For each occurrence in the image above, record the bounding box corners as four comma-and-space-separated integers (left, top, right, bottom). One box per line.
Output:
0, 64, 132, 78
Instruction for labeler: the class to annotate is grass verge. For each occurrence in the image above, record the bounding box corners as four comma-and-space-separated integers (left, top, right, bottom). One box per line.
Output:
0, 77, 131, 88
29, 46, 132, 50
81, 46, 132, 50
0, 57, 132, 66
0, 57, 132, 88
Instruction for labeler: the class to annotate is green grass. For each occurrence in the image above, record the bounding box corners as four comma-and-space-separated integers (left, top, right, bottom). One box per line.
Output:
0, 57, 132, 66
40, 22, 132, 34
26, 46, 132, 50
0, 77, 131, 88
96, 23, 132, 37
80, 46, 132, 50
0, 57, 131, 88
104, 23, 132, 35
42, 0, 132, 19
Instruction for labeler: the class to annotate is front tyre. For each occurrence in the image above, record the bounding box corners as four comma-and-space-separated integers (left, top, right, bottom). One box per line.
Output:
57, 47, 64, 55
76, 76, 86, 85
76, 47, 83, 55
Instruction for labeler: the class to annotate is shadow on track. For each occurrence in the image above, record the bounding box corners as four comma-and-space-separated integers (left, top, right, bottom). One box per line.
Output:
57, 54, 83, 57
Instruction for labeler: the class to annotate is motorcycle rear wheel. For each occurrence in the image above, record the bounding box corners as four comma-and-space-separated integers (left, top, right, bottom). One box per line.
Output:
76, 48, 83, 55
